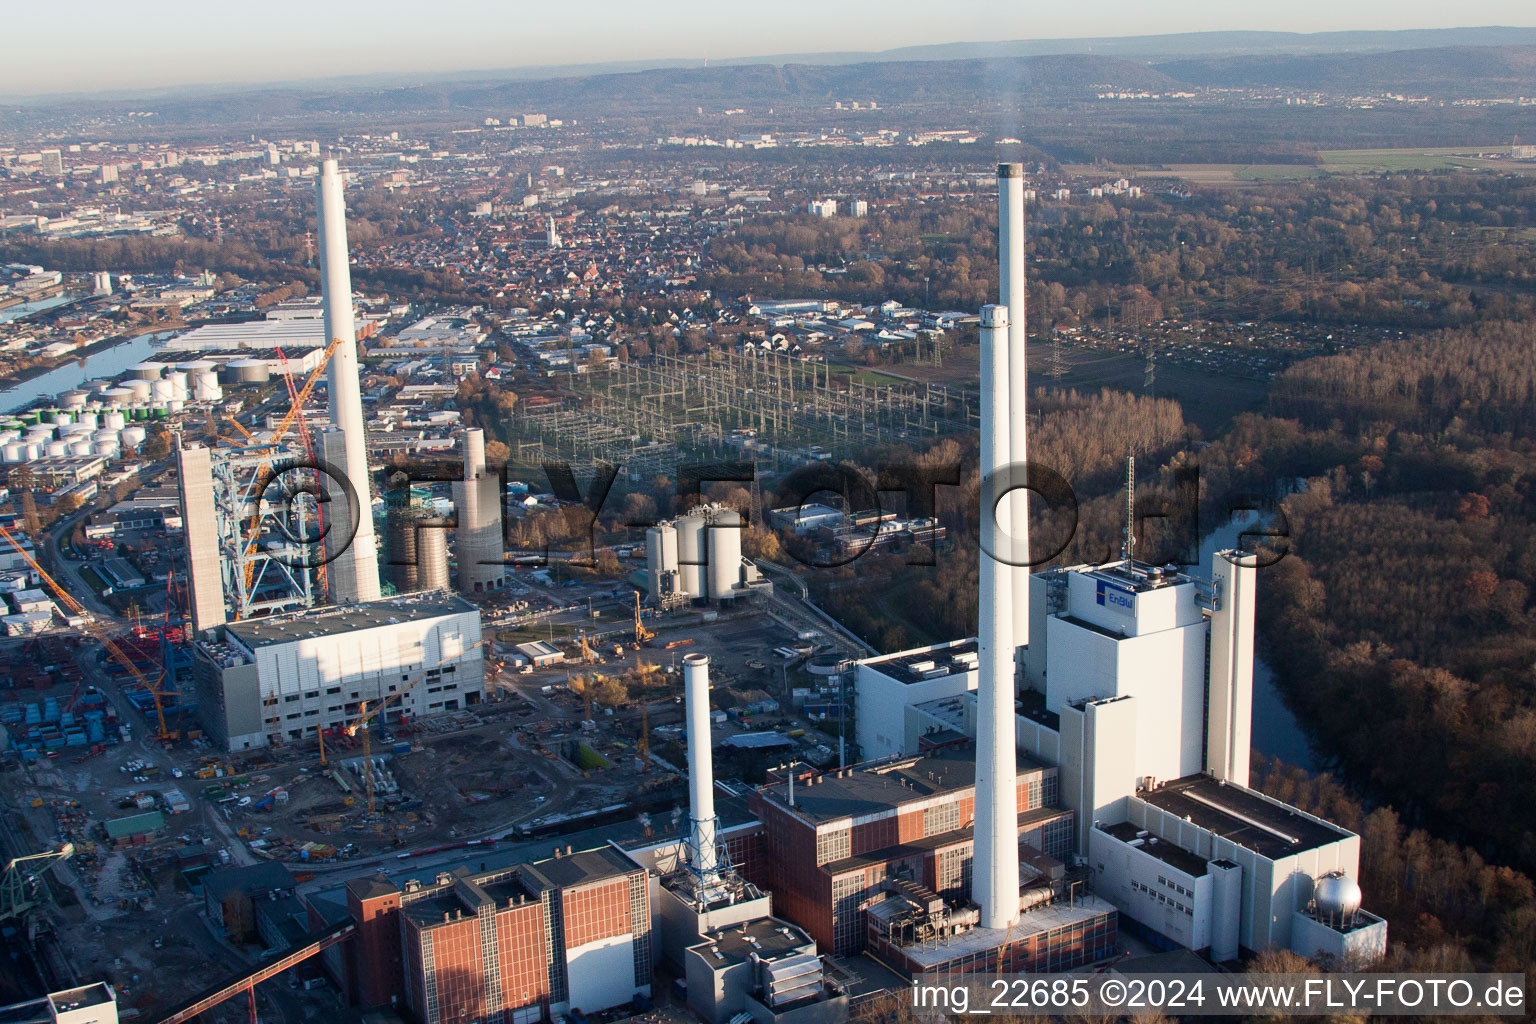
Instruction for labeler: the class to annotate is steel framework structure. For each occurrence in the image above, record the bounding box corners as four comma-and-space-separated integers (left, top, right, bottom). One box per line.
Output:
210, 446, 320, 620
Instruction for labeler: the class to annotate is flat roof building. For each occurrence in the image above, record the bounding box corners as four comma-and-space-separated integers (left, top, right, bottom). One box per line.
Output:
192, 592, 483, 751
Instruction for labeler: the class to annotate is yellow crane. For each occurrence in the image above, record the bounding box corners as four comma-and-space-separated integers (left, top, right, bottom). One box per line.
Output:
238, 334, 345, 599
0, 524, 176, 740
633, 591, 654, 646
343, 639, 488, 813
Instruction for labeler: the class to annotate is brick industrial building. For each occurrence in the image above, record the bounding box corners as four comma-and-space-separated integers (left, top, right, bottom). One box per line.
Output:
742, 747, 1109, 968
336, 846, 651, 1024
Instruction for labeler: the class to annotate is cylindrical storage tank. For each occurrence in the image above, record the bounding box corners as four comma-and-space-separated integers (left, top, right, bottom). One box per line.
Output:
178, 359, 217, 373
92, 430, 118, 446
67, 439, 92, 456
0, 430, 18, 445
150, 379, 175, 403
675, 515, 705, 600
231, 358, 270, 384
103, 387, 133, 407
120, 426, 146, 448
193, 371, 220, 401
92, 440, 120, 459
385, 509, 420, 594
127, 380, 151, 402
104, 411, 126, 430
59, 390, 89, 410
167, 371, 189, 401
682, 653, 719, 882
89, 380, 113, 395
644, 522, 676, 603
26, 425, 54, 442
2, 444, 24, 463
51, 411, 72, 426
707, 508, 742, 601
416, 521, 450, 592
45, 440, 67, 457
129, 362, 163, 381
76, 411, 98, 430
23, 443, 41, 460
61, 424, 92, 438
168, 399, 185, 413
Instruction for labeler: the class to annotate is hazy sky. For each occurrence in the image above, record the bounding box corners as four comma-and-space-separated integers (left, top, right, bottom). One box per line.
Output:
7, 0, 1535, 96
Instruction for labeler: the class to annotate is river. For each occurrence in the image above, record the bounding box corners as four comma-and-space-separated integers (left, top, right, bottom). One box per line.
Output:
0, 332, 164, 415
1198, 508, 1319, 771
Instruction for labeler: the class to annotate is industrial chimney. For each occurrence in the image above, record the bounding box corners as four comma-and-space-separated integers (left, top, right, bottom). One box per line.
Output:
973, 304, 1021, 932
998, 163, 1030, 648
683, 653, 721, 888
315, 158, 380, 604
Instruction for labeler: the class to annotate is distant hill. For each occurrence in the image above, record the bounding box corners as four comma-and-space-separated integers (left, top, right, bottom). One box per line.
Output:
12, 40, 1536, 129
64, 55, 1188, 125
1158, 44, 1536, 95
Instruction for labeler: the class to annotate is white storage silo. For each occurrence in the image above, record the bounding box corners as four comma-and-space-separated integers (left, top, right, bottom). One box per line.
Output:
61, 424, 92, 439
193, 371, 221, 402
120, 426, 147, 448
675, 515, 706, 600
0, 430, 17, 446
25, 425, 54, 442
127, 379, 151, 402
92, 440, 120, 459
22, 443, 40, 460
67, 439, 92, 456
167, 370, 189, 401
45, 440, 67, 457
59, 390, 88, 410
645, 522, 678, 603
707, 508, 743, 601
104, 411, 126, 431
76, 412, 99, 430
150, 379, 175, 403
2, 444, 23, 462
51, 411, 72, 426
104, 387, 134, 407
130, 361, 163, 381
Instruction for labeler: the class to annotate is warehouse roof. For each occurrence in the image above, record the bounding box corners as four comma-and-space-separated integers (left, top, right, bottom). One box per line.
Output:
226, 592, 476, 648
103, 810, 164, 839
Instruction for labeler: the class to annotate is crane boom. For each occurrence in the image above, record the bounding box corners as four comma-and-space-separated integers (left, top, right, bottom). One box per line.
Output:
0, 524, 175, 739
344, 639, 488, 813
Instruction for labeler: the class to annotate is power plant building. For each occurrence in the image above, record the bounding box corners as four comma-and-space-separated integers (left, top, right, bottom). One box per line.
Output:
191, 593, 483, 751
644, 504, 771, 606
453, 427, 505, 596
342, 847, 651, 1024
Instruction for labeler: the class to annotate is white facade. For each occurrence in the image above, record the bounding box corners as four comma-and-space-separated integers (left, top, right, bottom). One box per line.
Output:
209, 596, 483, 750
808, 199, 837, 217
1090, 826, 1219, 951
1124, 784, 1361, 953
855, 641, 977, 761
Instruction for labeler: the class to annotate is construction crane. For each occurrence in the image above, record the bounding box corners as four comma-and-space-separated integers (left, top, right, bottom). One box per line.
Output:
0, 524, 176, 740
343, 640, 488, 813
239, 334, 345, 597
633, 591, 654, 647
0, 842, 74, 926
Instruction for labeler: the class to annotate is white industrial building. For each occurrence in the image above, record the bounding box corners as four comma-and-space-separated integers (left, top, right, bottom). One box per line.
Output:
192, 592, 483, 752
854, 548, 1388, 962
854, 640, 977, 761
644, 503, 771, 606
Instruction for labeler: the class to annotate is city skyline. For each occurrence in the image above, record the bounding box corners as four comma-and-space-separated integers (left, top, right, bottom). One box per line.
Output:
4, 2, 1535, 96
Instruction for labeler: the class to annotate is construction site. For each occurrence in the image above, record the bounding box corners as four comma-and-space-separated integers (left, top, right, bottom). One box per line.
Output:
511, 350, 980, 477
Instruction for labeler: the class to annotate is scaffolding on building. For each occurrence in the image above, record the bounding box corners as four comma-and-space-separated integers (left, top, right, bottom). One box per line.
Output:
209, 445, 320, 620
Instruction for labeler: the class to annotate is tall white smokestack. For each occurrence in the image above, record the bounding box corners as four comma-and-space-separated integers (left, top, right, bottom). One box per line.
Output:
974, 304, 1020, 931
683, 653, 720, 887
316, 158, 380, 604
998, 162, 1030, 650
